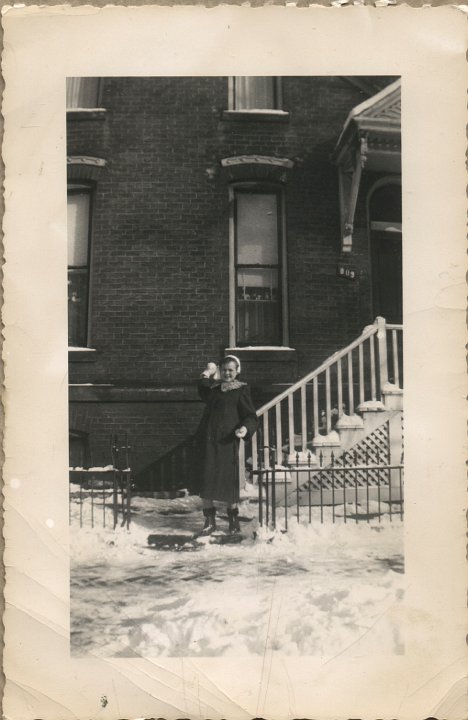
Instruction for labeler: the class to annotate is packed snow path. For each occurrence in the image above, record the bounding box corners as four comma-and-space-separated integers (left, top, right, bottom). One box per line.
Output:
71, 495, 404, 657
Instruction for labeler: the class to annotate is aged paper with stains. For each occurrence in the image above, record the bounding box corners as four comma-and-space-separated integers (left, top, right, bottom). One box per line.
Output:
2, 5, 466, 719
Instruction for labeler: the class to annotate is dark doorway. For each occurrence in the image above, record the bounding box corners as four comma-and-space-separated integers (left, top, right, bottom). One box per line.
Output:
369, 183, 402, 324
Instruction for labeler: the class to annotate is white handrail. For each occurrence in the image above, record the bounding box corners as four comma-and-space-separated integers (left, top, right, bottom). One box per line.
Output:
257, 321, 379, 416
247, 318, 403, 480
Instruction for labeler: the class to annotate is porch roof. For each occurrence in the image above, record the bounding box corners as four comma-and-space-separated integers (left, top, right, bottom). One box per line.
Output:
333, 79, 401, 173
333, 80, 401, 253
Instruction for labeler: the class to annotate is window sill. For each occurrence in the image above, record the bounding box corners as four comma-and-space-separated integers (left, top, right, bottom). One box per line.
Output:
69, 347, 98, 362
66, 108, 107, 121
225, 347, 296, 362
222, 110, 290, 123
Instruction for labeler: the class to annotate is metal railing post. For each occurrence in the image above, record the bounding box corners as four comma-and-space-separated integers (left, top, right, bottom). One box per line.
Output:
271, 448, 276, 530
258, 450, 264, 528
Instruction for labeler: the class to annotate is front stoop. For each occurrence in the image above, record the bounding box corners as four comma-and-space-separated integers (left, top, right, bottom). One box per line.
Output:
358, 400, 388, 436
270, 407, 403, 507
382, 382, 403, 411
312, 430, 341, 465
335, 413, 365, 451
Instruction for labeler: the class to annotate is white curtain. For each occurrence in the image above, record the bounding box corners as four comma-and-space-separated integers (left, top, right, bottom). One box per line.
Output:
234, 77, 275, 110
236, 193, 278, 264
66, 77, 100, 109
67, 192, 90, 266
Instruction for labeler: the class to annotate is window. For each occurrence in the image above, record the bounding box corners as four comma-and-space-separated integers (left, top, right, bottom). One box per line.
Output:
69, 430, 89, 468
66, 77, 100, 109
232, 77, 281, 111
234, 188, 285, 346
68, 184, 92, 347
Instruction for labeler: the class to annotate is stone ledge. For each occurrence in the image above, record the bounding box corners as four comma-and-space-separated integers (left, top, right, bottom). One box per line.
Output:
224, 347, 296, 363
68, 348, 98, 362
69, 384, 201, 403
66, 108, 107, 121
221, 110, 290, 123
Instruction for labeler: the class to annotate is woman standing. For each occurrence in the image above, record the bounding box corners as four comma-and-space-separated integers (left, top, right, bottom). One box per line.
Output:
195, 355, 258, 535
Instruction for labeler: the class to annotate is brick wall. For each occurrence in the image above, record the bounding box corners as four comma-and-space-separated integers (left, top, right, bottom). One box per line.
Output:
67, 76, 400, 473
69, 400, 203, 473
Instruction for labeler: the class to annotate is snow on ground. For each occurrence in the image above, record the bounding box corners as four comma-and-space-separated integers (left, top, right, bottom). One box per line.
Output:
70, 493, 405, 658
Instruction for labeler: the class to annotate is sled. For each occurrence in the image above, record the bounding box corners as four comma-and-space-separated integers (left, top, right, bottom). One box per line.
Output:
198, 531, 245, 546
147, 533, 195, 550
147, 530, 245, 551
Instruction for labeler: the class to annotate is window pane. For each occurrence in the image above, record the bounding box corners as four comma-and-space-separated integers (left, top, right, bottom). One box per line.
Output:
237, 268, 279, 299
68, 269, 89, 347
67, 192, 90, 266
69, 432, 89, 468
236, 193, 278, 265
234, 77, 275, 110
66, 77, 100, 108
68, 188, 91, 347
237, 268, 280, 345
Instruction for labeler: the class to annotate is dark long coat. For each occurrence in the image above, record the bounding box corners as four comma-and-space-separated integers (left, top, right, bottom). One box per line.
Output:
195, 378, 258, 504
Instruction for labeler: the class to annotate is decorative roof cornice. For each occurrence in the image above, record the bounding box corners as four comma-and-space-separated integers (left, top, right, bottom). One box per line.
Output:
333, 79, 401, 166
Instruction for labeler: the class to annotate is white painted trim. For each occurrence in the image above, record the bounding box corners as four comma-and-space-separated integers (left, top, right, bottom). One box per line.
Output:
68, 347, 96, 352
280, 190, 289, 346
227, 76, 234, 110
229, 183, 288, 347
225, 346, 295, 352
338, 79, 401, 140
224, 109, 289, 117
66, 107, 106, 114
228, 186, 236, 348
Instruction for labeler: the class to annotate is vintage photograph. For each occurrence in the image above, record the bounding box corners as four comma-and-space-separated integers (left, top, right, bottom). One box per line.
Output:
67, 75, 405, 658
4, 5, 466, 717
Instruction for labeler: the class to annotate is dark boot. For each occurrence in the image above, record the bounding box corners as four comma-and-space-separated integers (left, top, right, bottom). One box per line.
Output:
227, 507, 241, 534
201, 507, 216, 535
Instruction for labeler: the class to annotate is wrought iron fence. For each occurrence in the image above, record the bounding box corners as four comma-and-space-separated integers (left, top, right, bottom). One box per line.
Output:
69, 434, 133, 529
254, 446, 404, 530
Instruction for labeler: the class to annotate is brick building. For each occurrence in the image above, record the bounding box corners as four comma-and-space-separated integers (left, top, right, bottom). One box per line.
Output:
67, 76, 401, 485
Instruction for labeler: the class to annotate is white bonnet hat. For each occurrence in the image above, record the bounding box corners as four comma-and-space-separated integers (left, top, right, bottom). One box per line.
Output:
223, 354, 241, 373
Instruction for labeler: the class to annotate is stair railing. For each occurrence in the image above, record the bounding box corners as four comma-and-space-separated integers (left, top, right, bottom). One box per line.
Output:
248, 317, 403, 471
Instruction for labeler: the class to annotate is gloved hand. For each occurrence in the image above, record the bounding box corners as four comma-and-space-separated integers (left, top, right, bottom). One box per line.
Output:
201, 362, 219, 379
235, 426, 248, 439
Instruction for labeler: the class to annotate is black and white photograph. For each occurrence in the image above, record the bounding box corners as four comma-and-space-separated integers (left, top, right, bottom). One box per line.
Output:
67, 75, 405, 658
3, 6, 466, 719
